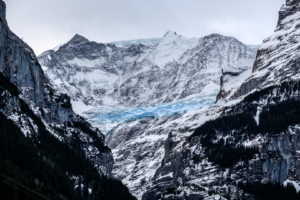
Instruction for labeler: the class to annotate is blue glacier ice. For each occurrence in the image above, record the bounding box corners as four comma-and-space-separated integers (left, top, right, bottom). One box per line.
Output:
84, 91, 218, 134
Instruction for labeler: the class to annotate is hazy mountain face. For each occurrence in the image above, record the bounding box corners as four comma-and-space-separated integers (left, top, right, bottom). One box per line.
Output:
38, 32, 256, 134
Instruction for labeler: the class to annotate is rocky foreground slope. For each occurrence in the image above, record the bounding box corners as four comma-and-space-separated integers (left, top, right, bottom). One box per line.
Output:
0, 0, 136, 199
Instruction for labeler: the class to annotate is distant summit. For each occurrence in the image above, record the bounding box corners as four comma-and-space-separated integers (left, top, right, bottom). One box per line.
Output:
68, 33, 89, 43
163, 31, 177, 37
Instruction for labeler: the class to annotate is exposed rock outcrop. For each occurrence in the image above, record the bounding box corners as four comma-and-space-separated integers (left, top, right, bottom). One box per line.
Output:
234, 0, 300, 98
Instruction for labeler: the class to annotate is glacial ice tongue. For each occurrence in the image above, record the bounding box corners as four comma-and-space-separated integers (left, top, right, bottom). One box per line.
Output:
83, 82, 219, 134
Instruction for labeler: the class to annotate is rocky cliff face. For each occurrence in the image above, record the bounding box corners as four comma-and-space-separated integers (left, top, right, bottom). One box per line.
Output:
0, 0, 113, 177
258, 127, 300, 184
216, 63, 252, 102
233, 0, 300, 98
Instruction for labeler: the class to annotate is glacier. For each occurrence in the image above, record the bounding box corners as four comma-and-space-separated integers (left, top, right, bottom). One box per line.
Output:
82, 82, 219, 134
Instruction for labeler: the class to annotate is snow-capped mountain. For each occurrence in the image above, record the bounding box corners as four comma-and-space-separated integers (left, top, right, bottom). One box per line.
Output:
38, 29, 259, 199
38, 31, 256, 133
37, 0, 300, 199
39, 31, 255, 109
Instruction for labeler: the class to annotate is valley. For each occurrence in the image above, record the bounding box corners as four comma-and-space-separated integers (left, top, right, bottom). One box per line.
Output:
38, 27, 257, 199
2, 0, 300, 199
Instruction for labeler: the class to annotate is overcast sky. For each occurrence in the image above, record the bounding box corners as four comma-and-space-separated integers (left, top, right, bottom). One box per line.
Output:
5, 0, 284, 55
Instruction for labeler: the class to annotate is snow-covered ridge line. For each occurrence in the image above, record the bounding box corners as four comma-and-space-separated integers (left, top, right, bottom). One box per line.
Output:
38, 31, 257, 134
233, 0, 300, 99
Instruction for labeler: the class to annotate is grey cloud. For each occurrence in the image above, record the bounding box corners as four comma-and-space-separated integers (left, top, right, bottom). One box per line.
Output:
5, 0, 284, 55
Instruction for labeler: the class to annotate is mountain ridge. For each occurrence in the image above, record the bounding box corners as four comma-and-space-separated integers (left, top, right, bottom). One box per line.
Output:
38, 31, 257, 134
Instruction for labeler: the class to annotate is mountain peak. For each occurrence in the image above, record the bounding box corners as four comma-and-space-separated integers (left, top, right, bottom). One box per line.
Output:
69, 34, 89, 43
278, 0, 300, 23
163, 31, 177, 38
286, 0, 300, 6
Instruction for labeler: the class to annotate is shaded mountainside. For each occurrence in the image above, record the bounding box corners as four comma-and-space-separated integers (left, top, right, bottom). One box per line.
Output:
0, 0, 136, 199
0, 73, 134, 200
142, 75, 300, 200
